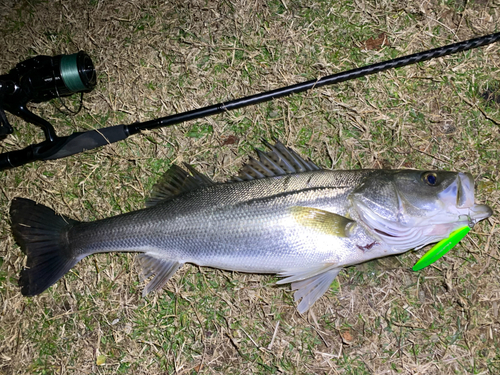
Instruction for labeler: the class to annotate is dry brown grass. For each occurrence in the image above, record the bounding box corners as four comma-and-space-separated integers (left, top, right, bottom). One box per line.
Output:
1, 0, 499, 374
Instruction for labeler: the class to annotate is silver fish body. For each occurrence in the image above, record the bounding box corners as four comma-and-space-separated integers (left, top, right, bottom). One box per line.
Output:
10, 141, 492, 313
70, 170, 370, 271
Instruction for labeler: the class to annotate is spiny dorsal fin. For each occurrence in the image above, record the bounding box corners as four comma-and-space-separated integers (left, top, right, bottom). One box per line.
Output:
146, 163, 215, 207
231, 140, 321, 182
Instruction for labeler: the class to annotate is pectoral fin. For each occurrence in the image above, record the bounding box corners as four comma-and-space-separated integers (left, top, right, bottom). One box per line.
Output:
290, 206, 356, 237
137, 254, 183, 296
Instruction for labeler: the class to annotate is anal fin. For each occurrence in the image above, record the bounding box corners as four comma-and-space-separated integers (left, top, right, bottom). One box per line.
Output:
137, 254, 183, 296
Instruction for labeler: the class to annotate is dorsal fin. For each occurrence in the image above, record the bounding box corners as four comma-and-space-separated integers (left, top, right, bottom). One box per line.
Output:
231, 140, 321, 182
146, 163, 215, 207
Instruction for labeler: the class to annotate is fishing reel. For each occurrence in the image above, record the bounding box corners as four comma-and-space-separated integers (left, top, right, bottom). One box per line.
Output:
1, 32, 499, 171
0, 51, 96, 141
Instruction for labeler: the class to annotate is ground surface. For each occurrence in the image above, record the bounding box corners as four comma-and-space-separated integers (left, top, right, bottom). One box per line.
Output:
0, 0, 499, 374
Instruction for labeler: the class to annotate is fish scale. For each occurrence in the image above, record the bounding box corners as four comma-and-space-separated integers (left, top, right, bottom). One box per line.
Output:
9, 141, 492, 313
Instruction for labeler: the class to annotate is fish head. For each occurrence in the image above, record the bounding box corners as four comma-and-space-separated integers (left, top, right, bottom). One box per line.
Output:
351, 170, 492, 251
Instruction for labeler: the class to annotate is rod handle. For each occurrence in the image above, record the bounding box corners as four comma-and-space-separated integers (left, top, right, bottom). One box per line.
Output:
0, 125, 129, 170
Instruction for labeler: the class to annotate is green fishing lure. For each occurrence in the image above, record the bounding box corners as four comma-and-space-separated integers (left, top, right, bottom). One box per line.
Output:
413, 226, 471, 271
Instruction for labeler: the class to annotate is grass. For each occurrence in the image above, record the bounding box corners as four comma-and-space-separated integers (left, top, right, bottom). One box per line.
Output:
0, 0, 499, 374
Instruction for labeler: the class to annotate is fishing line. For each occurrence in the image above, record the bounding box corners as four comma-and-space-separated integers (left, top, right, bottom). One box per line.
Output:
1, 32, 499, 169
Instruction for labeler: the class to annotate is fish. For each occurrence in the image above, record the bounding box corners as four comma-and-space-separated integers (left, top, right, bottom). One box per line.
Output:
9, 140, 492, 313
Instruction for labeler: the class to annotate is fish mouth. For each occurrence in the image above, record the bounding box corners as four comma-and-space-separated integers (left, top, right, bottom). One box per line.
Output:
469, 204, 493, 224
437, 172, 473, 210
438, 172, 493, 224
456, 172, 473, 208
353, 172, 493, 250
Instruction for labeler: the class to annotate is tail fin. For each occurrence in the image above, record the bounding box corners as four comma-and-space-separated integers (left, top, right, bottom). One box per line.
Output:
10, 198, 80, 296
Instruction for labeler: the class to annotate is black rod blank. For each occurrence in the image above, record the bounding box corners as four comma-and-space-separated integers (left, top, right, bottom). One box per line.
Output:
1, 32, 499, 170
127, 31, 500, 135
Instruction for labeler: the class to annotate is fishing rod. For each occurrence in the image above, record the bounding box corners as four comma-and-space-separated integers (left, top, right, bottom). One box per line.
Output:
1, 32, 499, 171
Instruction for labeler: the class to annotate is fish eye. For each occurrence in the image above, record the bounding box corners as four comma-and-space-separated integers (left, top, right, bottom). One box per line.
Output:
422, 172, 438, 186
